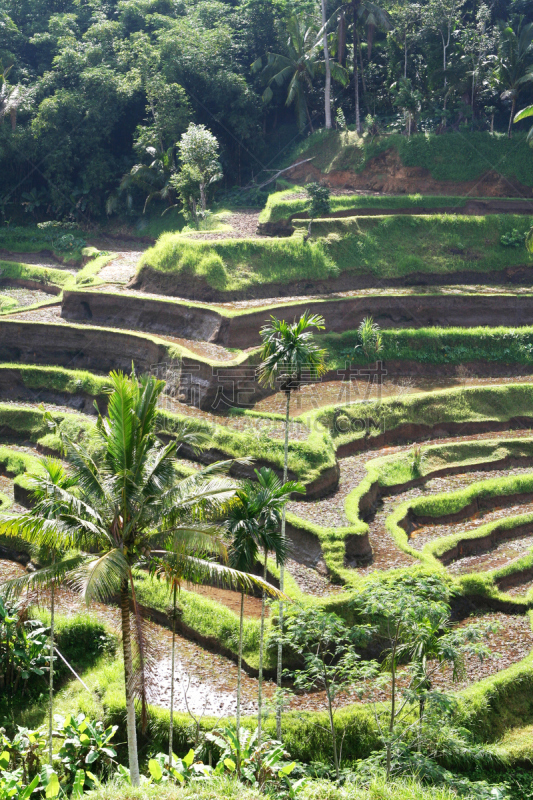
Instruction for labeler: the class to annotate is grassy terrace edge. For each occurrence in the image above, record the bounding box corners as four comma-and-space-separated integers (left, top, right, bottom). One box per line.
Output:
258, 186, 524, 224
135, 214, 533, 296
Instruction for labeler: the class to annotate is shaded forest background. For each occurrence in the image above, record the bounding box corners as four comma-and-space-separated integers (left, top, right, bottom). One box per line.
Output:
1, 0, 533, 221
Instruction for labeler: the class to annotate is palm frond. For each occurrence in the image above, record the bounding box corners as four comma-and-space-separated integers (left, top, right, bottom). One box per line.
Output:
0, 553, 87, 603
72, 549, 130, 604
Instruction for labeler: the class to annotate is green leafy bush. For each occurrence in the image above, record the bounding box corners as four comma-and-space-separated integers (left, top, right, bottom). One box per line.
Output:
500, 228, 526, 247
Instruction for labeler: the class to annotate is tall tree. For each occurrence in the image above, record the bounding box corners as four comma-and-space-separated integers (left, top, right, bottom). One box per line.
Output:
0, 372, 239, 786
321, 0, 333, 128
424, 0, 466, 89
225, 470, 297, 765
226, 467, 302, 746
257, 311, 327, 738
496, 20, 533, 137
350, 0, 391, 132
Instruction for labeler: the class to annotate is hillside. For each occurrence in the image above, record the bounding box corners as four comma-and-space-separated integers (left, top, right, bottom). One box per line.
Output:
283, 131, 533, 196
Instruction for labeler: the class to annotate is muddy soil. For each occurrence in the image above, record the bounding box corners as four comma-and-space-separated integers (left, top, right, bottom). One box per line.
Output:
0, 287, 59, 309
2, 560, 529, 714
255, 375, 533, 417
285, 428, 533, 573
183, 582, 266, 618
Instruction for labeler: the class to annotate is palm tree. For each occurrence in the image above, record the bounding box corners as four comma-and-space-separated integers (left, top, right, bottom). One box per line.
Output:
225, 468, 302, 754
257, 311, 327, 738
350, 0, 391, 132
150, 546, 281, 770
496, 20, 533, 137
249, 468, 303, 743
109, 143, 177, 215
0, 371, 242, 786
253, 17, 318, 133
253, 17, 347, 132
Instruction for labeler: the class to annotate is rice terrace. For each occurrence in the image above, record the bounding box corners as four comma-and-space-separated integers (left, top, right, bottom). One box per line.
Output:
3, 3, 533, 799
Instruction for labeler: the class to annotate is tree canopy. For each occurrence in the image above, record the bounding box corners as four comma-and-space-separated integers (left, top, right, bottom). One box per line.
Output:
1, 0, 532, 219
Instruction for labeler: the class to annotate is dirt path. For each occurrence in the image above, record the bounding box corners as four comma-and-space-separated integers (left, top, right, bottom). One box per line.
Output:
97, 250, 144, 284
183, 209, 263, 241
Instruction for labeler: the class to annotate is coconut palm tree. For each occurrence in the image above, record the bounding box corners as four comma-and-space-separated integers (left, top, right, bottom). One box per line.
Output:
225, 468, 303, 754
496, 20, 533, 137
0, 371, 243, 786
252, 16, 347, 132
257, 311, 327, 737
252, 17, 318, 133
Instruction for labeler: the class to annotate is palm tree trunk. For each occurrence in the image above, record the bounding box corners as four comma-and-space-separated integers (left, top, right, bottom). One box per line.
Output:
321, 0, 332, 129
352, 0, 361, 134
324, 675, 339, 781
120, 579, 140, 787
236, 590, 244, 775
48, 577, 55, 766
276, 390, 291, 740
305, 102, 314, 134
357, 34, 366, 95
386, 642, 397, 782
257, 549, 268, 744
508, 97, 516, 138
169, 583, 177, 770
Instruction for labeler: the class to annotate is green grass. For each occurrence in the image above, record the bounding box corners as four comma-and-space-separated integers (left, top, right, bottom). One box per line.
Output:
294, 214, 533, 278
0, 398, 336, 495
74, 251, 115, 287
1, 612, 115, 728
285, 129, 533, 185
86, 776, 469, 800
138, 214, 533, 294
137, 230, 338, 292
322, 326, 533, 368
157, 408, 336, 489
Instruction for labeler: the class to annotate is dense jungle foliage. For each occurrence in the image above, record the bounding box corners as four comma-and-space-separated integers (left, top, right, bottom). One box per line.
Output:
1, 0, 533, 221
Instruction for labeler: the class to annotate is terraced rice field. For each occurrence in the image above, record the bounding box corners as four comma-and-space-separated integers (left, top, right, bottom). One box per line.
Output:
3, 205, 533, 721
